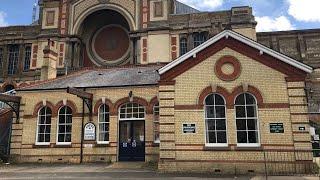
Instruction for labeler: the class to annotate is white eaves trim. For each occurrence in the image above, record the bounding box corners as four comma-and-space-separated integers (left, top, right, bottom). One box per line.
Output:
158, 30, 313, 75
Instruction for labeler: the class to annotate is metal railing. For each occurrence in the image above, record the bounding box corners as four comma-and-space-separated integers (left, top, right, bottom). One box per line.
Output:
0, 89, 16, 109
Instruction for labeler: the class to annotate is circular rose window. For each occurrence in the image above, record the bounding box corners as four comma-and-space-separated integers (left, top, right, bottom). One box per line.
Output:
215, 56, 241, 81
89, 25, 130, 66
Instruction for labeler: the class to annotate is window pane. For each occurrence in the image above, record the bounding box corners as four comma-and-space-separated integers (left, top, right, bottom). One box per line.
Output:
205, 94, 214, 105
235, 94, 245, 105
40, 116, 46, 124
59, 125, 65, 133
39, 125, 45, 133
248, 131, 258, 143
216, 120, 226, 130
66, 115, 72, 123
206, 106, 215, 118
215, 95, 224, 105
207, 120, 215, 130
45, 116, 51, 124
247, 119, 257, 130
236, 106, 245, 117
245, 94, 256, 105
215, 106, 225, 118
246, 106, 257, 117
38, 134, 44, 142
103, 124, 109, 132
237, 131, 247, 143
236, 119, 246, 130
45, 125, 51, 133
45, 134, 50, 142
58, 134, 64, 142
207, 131, 216, 143
65, 134, 71, 142
66, 107, 72, 114
66, 125, 72, 133
217, 131, 227, 143
59, 115, 65, 123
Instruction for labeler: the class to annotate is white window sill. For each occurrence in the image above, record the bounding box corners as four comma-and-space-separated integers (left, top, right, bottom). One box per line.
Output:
97, 141, 109, 145
205, 143, 228, 148
56, 142, 72, 146
154, 140, 160, 144
237, 143, 261, 148
35, 142, 50, 146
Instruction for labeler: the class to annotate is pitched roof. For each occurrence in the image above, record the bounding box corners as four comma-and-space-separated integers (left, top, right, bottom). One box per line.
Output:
159, 30, 313, 75
18, 66, 161, 91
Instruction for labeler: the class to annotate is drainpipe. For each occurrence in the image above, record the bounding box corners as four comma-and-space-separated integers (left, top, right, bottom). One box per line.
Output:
80, 88, 86, 163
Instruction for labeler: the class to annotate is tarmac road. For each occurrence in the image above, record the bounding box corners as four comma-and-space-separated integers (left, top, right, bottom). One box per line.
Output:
0, 163, 319, 180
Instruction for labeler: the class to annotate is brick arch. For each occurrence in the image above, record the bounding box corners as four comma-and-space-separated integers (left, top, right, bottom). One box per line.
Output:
93, 98, 113, 116
148, 96, 159, 114
1, 81, 17, 92
113, 96, 149, 115
231, 85, 264, 106
32, 101, 56, 118
55, 100, 78, 116
198, 86, 231, 106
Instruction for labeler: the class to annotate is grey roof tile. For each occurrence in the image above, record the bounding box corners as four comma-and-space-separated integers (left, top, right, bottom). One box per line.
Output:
19, 66, 161, 90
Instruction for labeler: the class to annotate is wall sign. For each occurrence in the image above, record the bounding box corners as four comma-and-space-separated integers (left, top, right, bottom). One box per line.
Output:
183, 124, 196, 134
298, 126, 306, 131
269, 123, 284, 133
84, 122, 96, 141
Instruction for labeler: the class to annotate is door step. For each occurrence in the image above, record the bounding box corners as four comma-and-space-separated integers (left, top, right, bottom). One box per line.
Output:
108, 162, 145, 169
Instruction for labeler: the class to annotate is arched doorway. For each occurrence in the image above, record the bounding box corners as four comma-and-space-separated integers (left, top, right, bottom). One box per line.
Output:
118, 103, 145, 161
77, 9, 132, 67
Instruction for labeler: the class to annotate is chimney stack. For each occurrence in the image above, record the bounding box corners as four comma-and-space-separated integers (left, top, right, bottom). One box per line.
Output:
41, 40, 58, 81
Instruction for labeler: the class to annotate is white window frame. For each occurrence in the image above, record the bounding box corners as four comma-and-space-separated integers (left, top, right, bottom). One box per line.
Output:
56, 106, 72, 145
97, 104, 110, 144
153, 103, 160, 144
7, 45, 19, 75
204, 93, 228, 147
180, 38, 188, 56
35, 106, 52, 146
234, 93, 261, 147
118, 103, 145, 121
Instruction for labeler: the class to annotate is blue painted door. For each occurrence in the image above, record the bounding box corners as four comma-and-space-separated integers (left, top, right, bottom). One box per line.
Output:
119, 121, 145, 161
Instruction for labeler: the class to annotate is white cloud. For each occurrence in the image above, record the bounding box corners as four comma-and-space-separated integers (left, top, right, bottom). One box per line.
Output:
0, 11, 8, 27
287, 0, 320, 22
177, 0, 224, 10
255, 16, 295, 32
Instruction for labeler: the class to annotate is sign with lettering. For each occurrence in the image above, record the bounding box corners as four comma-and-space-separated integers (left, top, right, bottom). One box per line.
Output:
299, 126, 306, 131
270, 123, 284, 133
183, 124, 196, 134
84, 123, 96, 141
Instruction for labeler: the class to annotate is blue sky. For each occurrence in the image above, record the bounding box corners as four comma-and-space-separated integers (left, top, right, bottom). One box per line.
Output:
0, 0, 320, 32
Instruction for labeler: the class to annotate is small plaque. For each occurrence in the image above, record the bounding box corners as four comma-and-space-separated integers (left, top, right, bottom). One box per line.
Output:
299, 126, 306, 131
183, 124, 196, 134
270, 123, 284, 133
84, 123, 96, 141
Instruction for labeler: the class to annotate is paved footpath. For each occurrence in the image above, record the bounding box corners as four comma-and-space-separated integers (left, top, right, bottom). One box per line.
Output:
0, 163, 319, 180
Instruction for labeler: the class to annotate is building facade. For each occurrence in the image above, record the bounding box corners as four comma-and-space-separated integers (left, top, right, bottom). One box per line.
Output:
0, 0, 319, 174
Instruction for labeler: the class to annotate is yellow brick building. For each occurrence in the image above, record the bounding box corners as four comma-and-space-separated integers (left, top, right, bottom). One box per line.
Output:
5, 30, 314, 174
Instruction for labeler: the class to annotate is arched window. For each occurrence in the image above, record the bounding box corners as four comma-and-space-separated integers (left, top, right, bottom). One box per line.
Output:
235, 93, 259, 146
180, 38, 188, 56
36, 107, 52, 145
205, 94, 227, 146
57, 106, 72, 144
98, 104, 110, 144
153, 103, 160, 143
119, 103, 145, 120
